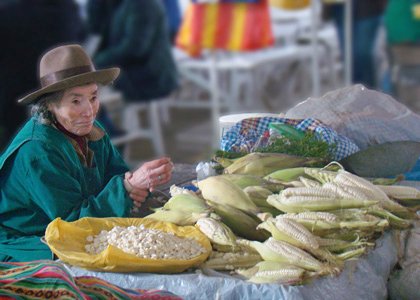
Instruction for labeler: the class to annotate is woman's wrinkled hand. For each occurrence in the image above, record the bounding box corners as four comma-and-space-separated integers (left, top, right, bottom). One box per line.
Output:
127, 157, 174, 192
125, 172, 149, 213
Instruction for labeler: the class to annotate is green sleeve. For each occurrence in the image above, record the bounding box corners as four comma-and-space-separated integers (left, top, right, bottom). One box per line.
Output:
23, 144, 132, 222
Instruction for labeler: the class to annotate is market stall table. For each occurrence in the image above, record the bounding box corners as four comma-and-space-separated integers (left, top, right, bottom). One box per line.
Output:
62, 162, 402, 299
63, 231, 398, 300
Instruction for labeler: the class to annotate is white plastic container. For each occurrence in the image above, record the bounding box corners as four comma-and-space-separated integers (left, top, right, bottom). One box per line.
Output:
219, 113, 280, 140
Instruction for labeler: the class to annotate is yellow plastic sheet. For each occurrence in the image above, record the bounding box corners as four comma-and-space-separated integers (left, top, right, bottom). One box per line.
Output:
45, 217, 212, 273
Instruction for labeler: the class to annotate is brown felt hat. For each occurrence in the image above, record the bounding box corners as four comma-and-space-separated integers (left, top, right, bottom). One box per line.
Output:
18, 44, 120, 105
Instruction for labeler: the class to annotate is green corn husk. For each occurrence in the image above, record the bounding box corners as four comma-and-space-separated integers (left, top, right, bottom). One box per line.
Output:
201, 251, 262, 271
206, 200, 270, 242
144, 210, 209, 226
198, 175, 260, 214
243, 186, 273, 207
220, 174, 285, 193
316, 236, 375, 253
163, 193, 210, 213
367, 206, 413, 229
371, 175, 404, 186
224, 152, 324, 177
264, 167, 308, 182
336, 247, 367, 261
258, 206, 283, 217
213, 157, 237, 168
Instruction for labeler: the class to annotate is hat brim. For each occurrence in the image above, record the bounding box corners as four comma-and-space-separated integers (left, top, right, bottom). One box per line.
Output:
17, 67, 120, 105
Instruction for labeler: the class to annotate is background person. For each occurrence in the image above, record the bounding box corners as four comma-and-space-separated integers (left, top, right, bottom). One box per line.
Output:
0, 44, 173, 262
0, 0, 87, 151
86, 0, 178, 101
324, 0, 387, 88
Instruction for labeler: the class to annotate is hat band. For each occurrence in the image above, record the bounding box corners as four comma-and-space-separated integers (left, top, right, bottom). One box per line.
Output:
40, 65, 95, 87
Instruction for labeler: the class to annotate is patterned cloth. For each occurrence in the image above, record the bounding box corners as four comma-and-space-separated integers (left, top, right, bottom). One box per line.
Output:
220, 117, 360, 161
0, 260, 182, 300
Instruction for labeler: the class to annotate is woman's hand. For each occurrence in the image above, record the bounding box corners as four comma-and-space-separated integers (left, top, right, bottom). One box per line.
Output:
125, 172, 149, 213
127, 157, 173, 192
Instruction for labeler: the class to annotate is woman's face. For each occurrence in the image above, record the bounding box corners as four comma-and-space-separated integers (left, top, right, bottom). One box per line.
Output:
49, 83, 99, 136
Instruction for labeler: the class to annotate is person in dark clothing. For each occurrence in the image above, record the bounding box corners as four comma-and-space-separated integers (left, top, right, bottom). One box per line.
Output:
324, 0, 387, 88
161, 0, 182, 44
86, 0, 178, 102
0, 0, 87, 151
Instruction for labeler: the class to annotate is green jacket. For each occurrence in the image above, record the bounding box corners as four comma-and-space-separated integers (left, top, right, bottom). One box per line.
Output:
0, 118, 131, 262
385, 0, 420, 44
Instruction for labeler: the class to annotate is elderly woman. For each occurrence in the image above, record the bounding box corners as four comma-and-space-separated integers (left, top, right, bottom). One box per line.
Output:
0, 44, 173, 262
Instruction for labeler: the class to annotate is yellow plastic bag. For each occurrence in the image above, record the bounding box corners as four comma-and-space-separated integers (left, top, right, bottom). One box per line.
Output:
269, 0, 310, 10
45, 217, 211, 273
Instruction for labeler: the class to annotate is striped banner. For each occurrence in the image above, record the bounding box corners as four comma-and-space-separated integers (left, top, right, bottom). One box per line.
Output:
176, 0, 274, 56
192, 0, 260, 3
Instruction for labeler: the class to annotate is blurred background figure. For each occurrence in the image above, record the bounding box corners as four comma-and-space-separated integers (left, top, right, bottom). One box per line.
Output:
0, 0, 86, 151
161, 0, 182, 44
382, 0, 420, 105
86, 0, 178, 102
324, 0, 387, 89
384, 0, 420, 46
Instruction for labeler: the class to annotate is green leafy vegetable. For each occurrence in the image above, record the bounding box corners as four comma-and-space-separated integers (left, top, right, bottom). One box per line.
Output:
257, 132, 335, 161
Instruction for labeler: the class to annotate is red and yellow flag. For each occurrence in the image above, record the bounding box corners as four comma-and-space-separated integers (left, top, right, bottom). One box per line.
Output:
176, 0, 274, 56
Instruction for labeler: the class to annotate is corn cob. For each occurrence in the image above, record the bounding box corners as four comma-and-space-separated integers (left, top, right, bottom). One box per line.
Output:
144, 210, 209, 226
281, 186, 339, 199
163, 193, 209, 213
196, 217, 237, 251
201, 251, 262, 271
259, 218, 343, 265
197, 175, 259, 214
299, 176, 322, 188
224, 152, 323, 177
277, 211, 339, 223
287, 180, 306, 187
257, 218, 319, 250
376, 184, 420, 204
304, 168, 337, 184
334, 171, 413, 218
266, 193, 378, 213
238, 238, 331, 273
243, 186, 273, 207
237, 261, 308, 285
206, 200, 270, 242
278, 211, 388, 236
323, 182, 369, 200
